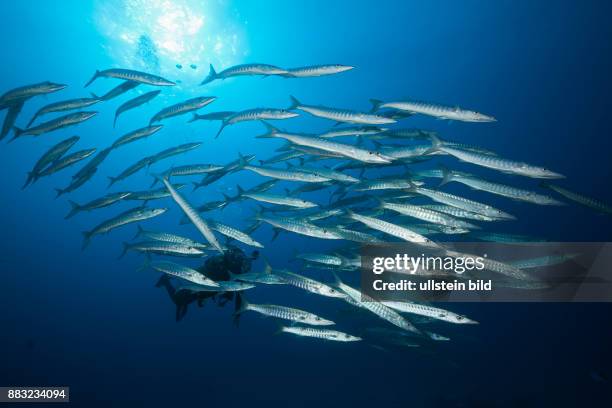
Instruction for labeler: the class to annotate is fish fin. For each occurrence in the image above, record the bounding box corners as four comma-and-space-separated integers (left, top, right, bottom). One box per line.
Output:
84, 69, 100, 87
81, 231, 92, 250
256, 121, 279, 138
236, 184, 245, 195
106, 176, 117, 188
64, 200, 81, 219
222, 192, 232, 203
237, 152, 247, 169
188, 113, 200, 123
423, 133, 443, 155
10, 126, 24, 141
438, 165, 453, 187
118, 242, 131, 259
262, 256, 272, 273
287, 95, 300, 110
113, 113, 118, 128
234, 293, 250, 315
200, 64, 217, 85
22, 172, 35, 189
133, 225, 145, 240
26, 115, 37, 128
136, 256, 151, 272
214, 122, 226, 139
271, 227, 281, 241
54, 188, 64, 199
369, 98, 383, 112
192, 181, 202, 191
89, 92, 99, 99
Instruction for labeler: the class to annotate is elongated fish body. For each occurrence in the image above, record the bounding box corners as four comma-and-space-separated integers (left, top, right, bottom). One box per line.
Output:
125, 184, 186, 202
259, 150, 304, 165
151, 164, 224, 187
162, 178, 223, 253
92, 80, 139, 101
297, 253, 343, 266
280, 326, 361, 342
108, 157, 152, 187
243, 163, 331, 183
303, 209, 343, 221
380, 202, 478, 230
37, 148, 96, 178
354, 178, 424, 191
334, 274, 421, 334
111, 125, 163, 149
151, 142, 201, 164
445, 249, 536, 281
114, 90, 161, 127
510, 254, 579, 270
200, 63, 288, 85
413, 186, 515, 220
216, 108, 298, 138
189, 111, 235, 122
65, 192, 131, 219
150, 96, 216, 124
1, 102, 24, 140
273, 270, 346, 298
0, 81, 66, 106
379, 144, 436, 160
367, 128, 435, 141
381, 301, 478, 324
74, 147, 112, 180
289, 96, 395, 125
237, 298, 334, 326
242, 192, 318, 209
149, 261, 218, 286
441, 171, 563, 206
24, 136, 79, 187
28, 98, 100, 127
133, 226, 208, 249
282, 64, 354, 78
542, 183, 612, 214
257, 215, 343, 240
330, 227, 381, 243
55, 168, 97, 198
347, 210, 439, 248
82, 206, 167, 249
176, 281, 255, 293
296, 166, 359, 183
85, 68, 175, 87
374, 99, 496, 122
319, 125, 387, 138
123, 241, 205, 258
421, 204, 497, 222
11, 111, 97, 141
259, 126, 393, 163
207, 220, 264, 248
230, 263, 286, 285
471, 232, 546, 243
429, 136, 563, 179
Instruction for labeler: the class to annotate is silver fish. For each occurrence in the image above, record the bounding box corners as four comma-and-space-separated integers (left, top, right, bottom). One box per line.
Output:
256, 214, 343, 240
381, 301, 478, 325
239, 155, 331, 183
133, 225, 208, 249
0, 81, 66, 106
176, 281, 255, 293
289, 96, 395, 125
82, 206, 167, 249
541, 183, 612, 215
207, 220, 264, 248
114, 90, 161, 127
200, 63, 288, 85
1, 102, 23, 140
273, 269, 346, 298
279, 326, 361, 342
150, 96, 216, 124
37, 148, 96, 179
215, 108, 298, 138
111, 125, 164, 149
91, 80, 139, 101
148, 261, 218, 286
85, 68, 175, 87
236, 296, 335, 326
55, 168, 97, 198
11, 111, 97, 140
161, 178, 223, 253
281, 64, 354, 78
27, 98, 100, 127
121, 241, 205, 258
23, 135, 79, 187
107, 157, 151, 187
188, 111, 235, 122
371, 99, 496, 122
65, 192, 131, 219
378, 201, 479, 230
240, 191, 318, 209
319, 125, 387, 138
125, 184, 186, 202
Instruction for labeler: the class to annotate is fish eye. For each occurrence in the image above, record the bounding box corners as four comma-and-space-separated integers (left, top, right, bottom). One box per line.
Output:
315, 317, 321, 321
456, 316, 464, 321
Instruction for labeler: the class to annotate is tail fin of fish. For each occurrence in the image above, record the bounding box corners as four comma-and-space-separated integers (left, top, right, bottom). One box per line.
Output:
54, 188, 65, 199
113, 113, 119, 128
89, 92, 99, 99
118, 242, 131, 259
22, 172, 35, 189
188, 113, 200, 123
136, 256, 151, 272
200, 64, 217, 86
133, 225, 145, 240
84, 70, 100, 88
107, 176, 117, 188
287, 95, 300, 111
438, 165, 454, 187
26, 114, 37, 128
10, 126, 24, 141
214, 121, 227, 139
81, 231, 92, 250
256, 122, 279, 139
64, 200, 81, 219
234, 293, 250, 315
369, 98, 383, 112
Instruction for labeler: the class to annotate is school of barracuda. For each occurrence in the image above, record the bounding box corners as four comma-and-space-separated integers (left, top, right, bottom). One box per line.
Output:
2, 61, 611, 349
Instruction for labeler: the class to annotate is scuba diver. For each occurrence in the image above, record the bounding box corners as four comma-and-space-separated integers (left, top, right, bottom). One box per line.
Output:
156, 246, 259, 323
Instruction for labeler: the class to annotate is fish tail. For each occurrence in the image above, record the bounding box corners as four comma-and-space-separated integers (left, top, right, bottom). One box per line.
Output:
236, 184, 245, 196
89, 92, 99, 99
22, 172, 35, 189
188, 113, 200, 123
200, 64, 217, 85
438, 165, 453, 187
84, 69, 100, 87
113, 113, 118, 128
10, 126, 24, 141
132, 225, 145, 240
214, 122, 226, 139
107, 176, 117, 188
118, 242, 131, 260
234, 294, 250, 315
425, 133, 443, 155
191, 181, 202, 191
369, 98, 384, 112
287, 95, 300, 110
135, 256, 151, 272
26, 115, 37, 128
81, 231, 92, 250
54, 188, 64, 199
237, 152, 247, 169
256, 121, 278, 138
64, 200, 81, 219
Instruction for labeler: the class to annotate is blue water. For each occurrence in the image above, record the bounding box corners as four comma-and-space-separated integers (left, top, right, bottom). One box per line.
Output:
1, 1, 611, 406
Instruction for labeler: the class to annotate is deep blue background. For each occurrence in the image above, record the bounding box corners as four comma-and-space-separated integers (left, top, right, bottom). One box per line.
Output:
1, 1, 611, 407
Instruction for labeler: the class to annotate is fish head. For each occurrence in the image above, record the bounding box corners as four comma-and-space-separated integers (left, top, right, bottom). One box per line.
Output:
340, 333, 362, 342
320, 285, 347, 299
465, 110, 497, 122
306, 315, 335, 326
46, 82, 68, 92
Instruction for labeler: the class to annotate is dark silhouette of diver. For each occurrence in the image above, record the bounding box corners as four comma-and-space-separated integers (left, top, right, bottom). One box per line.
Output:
156, 246, 259, 323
